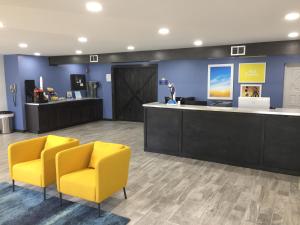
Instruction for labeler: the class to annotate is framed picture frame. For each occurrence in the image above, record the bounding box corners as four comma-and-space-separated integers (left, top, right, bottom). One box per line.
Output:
240, 84, 262, 97
207, 64, 234, 100
238, 63, 266, 83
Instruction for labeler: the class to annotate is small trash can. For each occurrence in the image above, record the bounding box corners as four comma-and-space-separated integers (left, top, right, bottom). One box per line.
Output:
0, 111, 14, 134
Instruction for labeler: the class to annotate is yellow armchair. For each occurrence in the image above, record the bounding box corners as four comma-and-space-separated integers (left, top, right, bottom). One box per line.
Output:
56, 141, 131, 216
8, 135, 79, 199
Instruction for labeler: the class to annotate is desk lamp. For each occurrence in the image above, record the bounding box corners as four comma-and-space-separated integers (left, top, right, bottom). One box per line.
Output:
159, 78, 177, 104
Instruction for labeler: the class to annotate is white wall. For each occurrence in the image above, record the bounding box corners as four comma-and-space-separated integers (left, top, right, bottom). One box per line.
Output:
0, 55, 7, 111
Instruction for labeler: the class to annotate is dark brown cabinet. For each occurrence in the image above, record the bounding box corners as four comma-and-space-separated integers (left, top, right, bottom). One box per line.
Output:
26, 99, 103, 133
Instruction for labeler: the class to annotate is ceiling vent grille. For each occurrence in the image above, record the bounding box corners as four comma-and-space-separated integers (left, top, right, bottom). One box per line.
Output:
90, 55, 99, 63
231, 45, 246, 56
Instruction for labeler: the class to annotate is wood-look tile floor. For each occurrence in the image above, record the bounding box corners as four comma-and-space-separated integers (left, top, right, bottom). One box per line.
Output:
1, 121, 300, 225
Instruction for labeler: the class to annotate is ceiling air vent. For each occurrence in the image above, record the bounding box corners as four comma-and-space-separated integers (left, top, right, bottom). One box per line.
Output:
231, 45, 246, 56
90, 55, 99, 63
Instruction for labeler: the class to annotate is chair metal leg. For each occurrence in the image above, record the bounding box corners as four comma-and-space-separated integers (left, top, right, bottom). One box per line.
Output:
43, 187, 46, 200
12, 180, 15, 192
59, 193, 63, 206
123, 187, 127, 199
98, 203, 101, 217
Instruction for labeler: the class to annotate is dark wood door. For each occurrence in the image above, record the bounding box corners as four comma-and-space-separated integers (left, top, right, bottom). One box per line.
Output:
112, 65, 158, 122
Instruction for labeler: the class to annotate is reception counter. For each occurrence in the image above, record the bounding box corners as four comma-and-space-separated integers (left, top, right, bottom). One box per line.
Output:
143, 102, 300, 176
26, 98, 103, 133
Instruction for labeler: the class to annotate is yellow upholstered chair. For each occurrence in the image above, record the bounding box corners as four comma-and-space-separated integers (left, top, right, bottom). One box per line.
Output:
8, 135, 79, 199
55, 141, 131, 216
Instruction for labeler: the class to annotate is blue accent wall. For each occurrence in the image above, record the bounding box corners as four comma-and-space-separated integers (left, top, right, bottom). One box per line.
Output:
4, 55, 24, 129
4, 54, 300, 129
158, 55, 300, 107
87, 64, 112, 119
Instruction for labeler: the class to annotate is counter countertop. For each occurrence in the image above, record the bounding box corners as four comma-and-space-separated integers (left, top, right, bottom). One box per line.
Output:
25, 98, 102, 106
143, 102, 300, 117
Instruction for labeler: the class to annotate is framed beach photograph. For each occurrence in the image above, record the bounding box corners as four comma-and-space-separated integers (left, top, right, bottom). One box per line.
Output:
207, 64, 234, 100
240, 84, 262, 97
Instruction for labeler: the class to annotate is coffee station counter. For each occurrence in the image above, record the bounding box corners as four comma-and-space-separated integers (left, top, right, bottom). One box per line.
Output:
25, 98, 103, 133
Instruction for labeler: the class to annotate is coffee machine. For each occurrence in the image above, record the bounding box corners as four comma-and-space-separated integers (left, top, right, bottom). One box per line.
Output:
34, 88, 48, 103
86, 81, 100, 98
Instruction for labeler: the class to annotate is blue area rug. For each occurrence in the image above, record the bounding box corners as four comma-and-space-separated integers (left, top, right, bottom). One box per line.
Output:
0, 182, 130, 225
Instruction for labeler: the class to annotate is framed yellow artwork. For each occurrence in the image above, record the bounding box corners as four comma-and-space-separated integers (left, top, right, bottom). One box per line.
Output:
239, 63, 266, 83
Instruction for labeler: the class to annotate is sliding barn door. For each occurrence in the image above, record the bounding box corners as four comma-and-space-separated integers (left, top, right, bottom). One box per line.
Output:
112, 65, 158, 122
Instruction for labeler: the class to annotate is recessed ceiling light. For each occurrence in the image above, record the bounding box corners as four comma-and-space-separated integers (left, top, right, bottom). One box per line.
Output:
0, 21, 4, 28
78, 37, 88, 43
86, 1, 103, 13
76, 50, 83, 55
127, 45, 135, 51
34, 52, 41, 56
285, 12, 300, 21
193, 40, 203, 46
288, 32, 299, 38
18, 43, 28, 48
158, 27, 170, 35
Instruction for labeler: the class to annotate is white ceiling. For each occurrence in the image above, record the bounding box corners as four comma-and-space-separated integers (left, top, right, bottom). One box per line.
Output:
0, 0, 299, 56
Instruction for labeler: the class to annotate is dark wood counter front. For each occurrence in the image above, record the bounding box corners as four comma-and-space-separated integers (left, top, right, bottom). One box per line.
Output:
25, 98, 103, 133
144, 103, 300, 176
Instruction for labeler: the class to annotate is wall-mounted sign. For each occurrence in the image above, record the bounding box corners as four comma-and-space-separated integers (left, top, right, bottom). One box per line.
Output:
240, 84, 262, 97
239, 63, 266, 83
106, 74, 111, 82
208, 64, 234, 100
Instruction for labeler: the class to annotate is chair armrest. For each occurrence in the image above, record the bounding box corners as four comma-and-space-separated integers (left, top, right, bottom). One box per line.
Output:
41, 139, 80, 187
8, 136, 47, 178
95, 146, 131, 203
55, 143, 93, 191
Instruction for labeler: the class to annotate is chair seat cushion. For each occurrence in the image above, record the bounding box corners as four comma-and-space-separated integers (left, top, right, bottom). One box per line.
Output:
13, 159, 42, 187
60, 168, 96, 202
88, 142, 125, 169
44, 135, 72, 150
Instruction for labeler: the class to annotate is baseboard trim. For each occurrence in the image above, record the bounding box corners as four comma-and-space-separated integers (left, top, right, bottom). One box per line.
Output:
14, 129, 27, 133
102, 118, 113, 121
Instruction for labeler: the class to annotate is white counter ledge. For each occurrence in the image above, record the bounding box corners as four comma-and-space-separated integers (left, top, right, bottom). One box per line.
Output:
25, 97, 101, 106
143, 102, 300, 117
